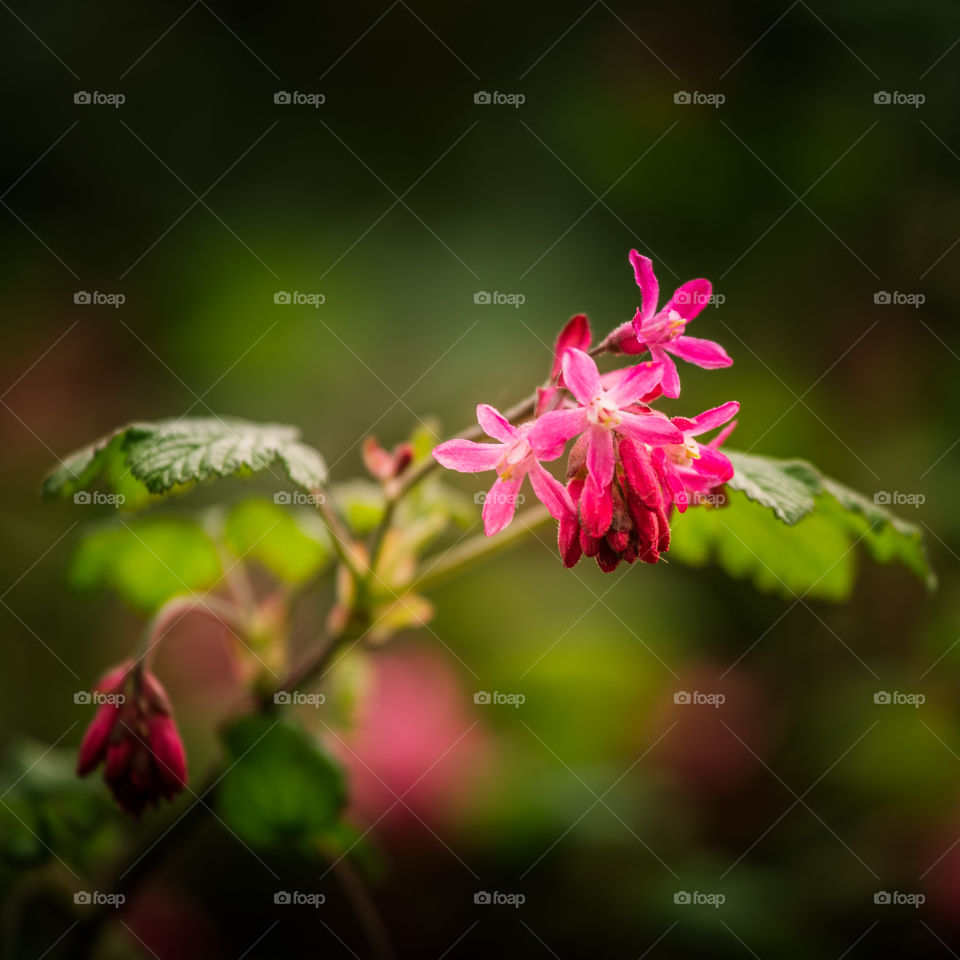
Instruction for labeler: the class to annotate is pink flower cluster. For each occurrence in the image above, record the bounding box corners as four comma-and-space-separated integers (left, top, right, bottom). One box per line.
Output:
433, 251, 738, 572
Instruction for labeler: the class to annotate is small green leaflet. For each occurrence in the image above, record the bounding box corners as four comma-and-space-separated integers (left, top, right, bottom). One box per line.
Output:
42, 417, 327, 500
669, 450, 934, 599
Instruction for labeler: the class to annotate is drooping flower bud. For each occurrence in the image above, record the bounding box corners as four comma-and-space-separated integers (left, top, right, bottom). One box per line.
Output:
77, 662, 187, 817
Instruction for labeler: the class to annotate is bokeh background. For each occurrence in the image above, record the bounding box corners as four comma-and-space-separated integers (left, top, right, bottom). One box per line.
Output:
2, 0, 960, 956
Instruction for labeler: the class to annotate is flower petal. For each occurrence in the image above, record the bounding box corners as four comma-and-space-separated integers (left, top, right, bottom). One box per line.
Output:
617, 410, 684, 445
605, 361, 663, 408
663, 278, 712, 322
690, 401, 740, 435
653, 347, 681, 398
476, 403, 516, 443
710, 419, 737, 449
629, 250, 659, 325
581, 474, 613, 538
528, 408, 587, 457
528, 462, 575, 521
586, 424, 615, 489
551, 314, 592, 380
432, 439, 502, 473
561, 348, 602, 404
667, 335, 732, 369
482, 475, 523, 536
76, 703, 118, 776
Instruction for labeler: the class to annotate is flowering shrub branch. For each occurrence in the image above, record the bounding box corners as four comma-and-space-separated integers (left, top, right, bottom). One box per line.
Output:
30, 249, 932, 956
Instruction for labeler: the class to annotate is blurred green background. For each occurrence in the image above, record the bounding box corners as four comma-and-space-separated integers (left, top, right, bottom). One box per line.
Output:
2, 0, 959, 956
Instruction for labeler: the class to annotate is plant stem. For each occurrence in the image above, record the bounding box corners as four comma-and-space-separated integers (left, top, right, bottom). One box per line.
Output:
411, 505, 553, 593
135, 593, 246, 668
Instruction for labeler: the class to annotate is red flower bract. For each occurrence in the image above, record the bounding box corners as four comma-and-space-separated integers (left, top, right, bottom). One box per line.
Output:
77, 661, 187, 817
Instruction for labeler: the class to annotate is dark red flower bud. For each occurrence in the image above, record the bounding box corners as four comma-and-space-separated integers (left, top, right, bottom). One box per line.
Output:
76, 663, 188, 818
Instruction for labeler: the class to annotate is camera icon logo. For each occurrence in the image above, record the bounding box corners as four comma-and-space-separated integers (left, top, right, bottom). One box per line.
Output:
874, 891, 891, 904
673, 691, 691, 704
874, 691, 892, 704
674, 91, 691, 104
474, 291, 491, 304
73, 491, 91, 504
474, 691, 491, 704
273, 491, 292, 504
274, 691, 292, 705
74, 291, 91, 305
873, 291, 891, 304
474, 891, 492, 904
74, 691, 92, 704
873, 491, 891, 505
674, 891, 692, 904
274, 291, 291, 305
474, 91, 491, 104
274, 91, 291, 104
274, 891, 291, 904
74, 891, 92, 904
874, 91, 891, 104
74, 91, 91, 105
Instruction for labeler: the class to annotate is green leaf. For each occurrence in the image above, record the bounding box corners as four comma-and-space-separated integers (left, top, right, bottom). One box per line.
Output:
332, 480, 386, 535
223, 499, 331, 584
670, 451, 935, 599
218, 716, 346, 849
725, 451, 820, 525
42, 417, 327, 502
69, 516, 222, 613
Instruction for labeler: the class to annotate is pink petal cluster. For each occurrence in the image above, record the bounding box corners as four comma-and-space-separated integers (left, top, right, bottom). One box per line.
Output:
432, 251, 739, 572
77, 661, 187, 817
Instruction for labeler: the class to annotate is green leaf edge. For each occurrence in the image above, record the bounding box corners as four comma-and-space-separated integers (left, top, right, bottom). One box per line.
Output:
41, 417, 327, 501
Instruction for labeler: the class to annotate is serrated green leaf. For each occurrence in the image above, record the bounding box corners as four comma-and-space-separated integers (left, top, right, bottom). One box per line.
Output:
726, 450, 821, 525
218, 716, 346, 849
670, 452, 935, 598
43, 417, 327, 502
69, 516, 222, 613
223, 499, 331, 584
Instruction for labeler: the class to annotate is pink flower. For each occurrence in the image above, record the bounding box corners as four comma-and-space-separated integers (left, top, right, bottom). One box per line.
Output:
605, 250, 732, 398
656, 402, 739, 511
432, 404, 574, 535
77, 662, 187, 817
530, 349, 683, 537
